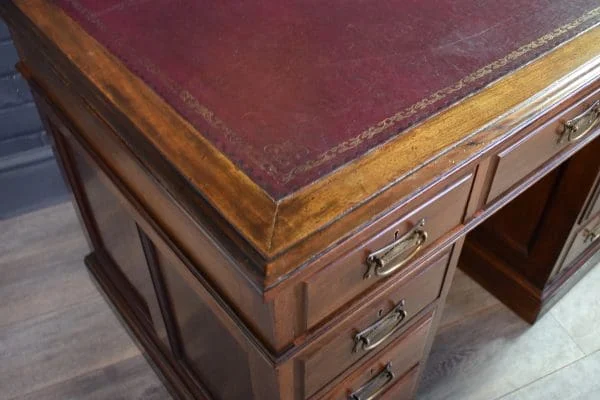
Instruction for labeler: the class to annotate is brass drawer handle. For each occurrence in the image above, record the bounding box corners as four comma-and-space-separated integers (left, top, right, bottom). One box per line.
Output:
349, 363, 395, 400
583, 224, 600, 244
353, 300, 407, 353
365, 219, 428, 279
559, 100, 600, 144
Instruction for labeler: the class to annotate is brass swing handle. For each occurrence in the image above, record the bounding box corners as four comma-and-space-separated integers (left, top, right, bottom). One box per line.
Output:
558, 100, 600, 144
364, 219, 428, 279
583, 224, 600, 244
349, 363, 395, 400
353, 300, 407, 353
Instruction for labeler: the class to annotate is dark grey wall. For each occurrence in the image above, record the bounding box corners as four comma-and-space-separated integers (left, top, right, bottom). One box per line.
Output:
0, 20, 68, 219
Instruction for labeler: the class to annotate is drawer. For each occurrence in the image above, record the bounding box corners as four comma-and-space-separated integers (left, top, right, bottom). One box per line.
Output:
316, 316, 430, 400
302, 252, 447, 397
305, 175, 472, 328
321, 365, 420, 400
560, 214, 600, 274
357, 365, 420, 400
487, 88, 600, 204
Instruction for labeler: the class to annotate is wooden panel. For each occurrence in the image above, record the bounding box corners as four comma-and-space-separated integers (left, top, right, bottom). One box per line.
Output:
301, 252, 447, 397
52, 120, 170, 349
487, 86, 600, 204
155, 245, 280, 400
158, 248, 253, 399
316, 314, 432, 400
305, 175, 471, 328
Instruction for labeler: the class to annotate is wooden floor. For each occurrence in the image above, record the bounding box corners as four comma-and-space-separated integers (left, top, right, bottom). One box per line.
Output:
1, 202, 599, 400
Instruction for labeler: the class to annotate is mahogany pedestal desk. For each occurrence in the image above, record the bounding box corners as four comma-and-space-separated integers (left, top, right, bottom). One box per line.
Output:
2, 1, 600, 399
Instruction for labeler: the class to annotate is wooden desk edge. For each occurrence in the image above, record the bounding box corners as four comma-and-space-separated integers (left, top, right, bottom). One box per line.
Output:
2, 1, 600, 284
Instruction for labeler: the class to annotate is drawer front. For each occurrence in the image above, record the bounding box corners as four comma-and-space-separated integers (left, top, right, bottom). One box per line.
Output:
560, 214, 600, 274
316, 316, 430, 400
305, 175, 471, 328
322, 365, 419, 400
487, 87, 600, 204
303, 252, 448, 397
360, 365, 420, 400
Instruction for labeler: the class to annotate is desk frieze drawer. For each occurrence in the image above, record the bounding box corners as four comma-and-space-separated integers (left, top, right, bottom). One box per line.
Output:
304, 175, 472, 329
486, 85, 600, 204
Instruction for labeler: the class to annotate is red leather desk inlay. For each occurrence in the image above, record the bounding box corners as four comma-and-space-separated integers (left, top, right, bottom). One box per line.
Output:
55, 0, 600, 197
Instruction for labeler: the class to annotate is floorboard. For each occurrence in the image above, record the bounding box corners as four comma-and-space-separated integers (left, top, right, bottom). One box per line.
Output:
14, 355, 171, 400
0, 203, 168, 400
418, 258, 600, 400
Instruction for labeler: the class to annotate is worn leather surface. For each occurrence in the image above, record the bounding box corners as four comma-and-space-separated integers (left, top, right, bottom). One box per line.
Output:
55, 0, 600, 197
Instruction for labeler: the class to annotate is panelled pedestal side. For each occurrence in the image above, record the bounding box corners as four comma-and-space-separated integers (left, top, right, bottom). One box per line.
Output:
37, 98, 468, 399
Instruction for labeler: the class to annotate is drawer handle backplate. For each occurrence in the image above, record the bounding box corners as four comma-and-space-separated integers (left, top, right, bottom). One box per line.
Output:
353, 300, 407, 353
365, 219, 428, 279
583, 224, 600, 244
349, 362, 395, 400
559, 100, 600, 144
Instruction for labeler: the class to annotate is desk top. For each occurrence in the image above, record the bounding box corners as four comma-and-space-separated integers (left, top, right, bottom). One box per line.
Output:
3, 0, 600, 279
55, 0, 600, 198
